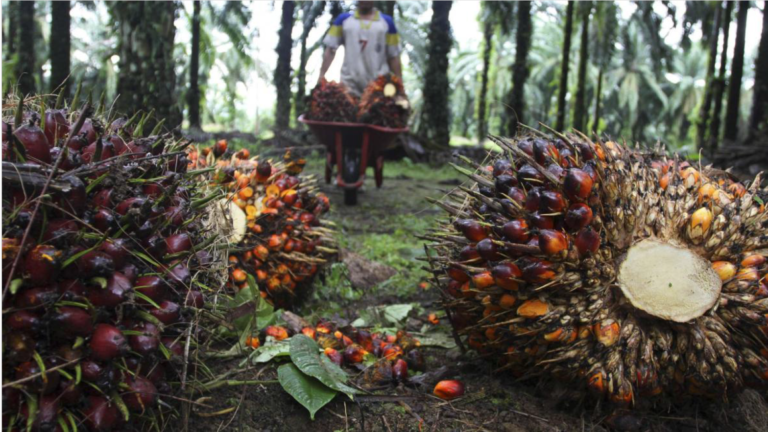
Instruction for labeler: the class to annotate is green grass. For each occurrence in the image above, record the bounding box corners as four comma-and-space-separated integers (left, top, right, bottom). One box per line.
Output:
379, 157, 457, 182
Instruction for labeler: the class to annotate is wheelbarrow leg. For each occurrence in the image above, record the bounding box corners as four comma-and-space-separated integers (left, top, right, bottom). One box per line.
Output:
375, 155, 384, 188
325, 151, 333, 184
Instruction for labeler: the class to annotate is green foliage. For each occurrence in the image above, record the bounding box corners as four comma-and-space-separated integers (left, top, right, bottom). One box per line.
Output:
309, 262, 362, 317
277, 363, 337, 420
2, 55, 19, 95
218, 275, 278, 357
242, 339, 291, 366
288, 335, 357, 399
12, 1, 760, 152
350, 303, 417, 328
273, 335, 361, 420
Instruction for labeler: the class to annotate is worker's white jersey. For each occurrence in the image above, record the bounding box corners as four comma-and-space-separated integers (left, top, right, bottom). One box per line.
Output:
323, 9, 401, 96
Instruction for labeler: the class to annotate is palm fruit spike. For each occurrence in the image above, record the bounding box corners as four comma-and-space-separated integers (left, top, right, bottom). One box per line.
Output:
427, 129, 768, 405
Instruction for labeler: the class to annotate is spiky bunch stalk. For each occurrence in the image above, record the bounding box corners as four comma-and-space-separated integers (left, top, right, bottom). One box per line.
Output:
426, 128, 768, 406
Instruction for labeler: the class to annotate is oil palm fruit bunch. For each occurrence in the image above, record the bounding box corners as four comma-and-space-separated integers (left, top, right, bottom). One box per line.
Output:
2, 94, 224, 431
191, 143, 337, 309
305, 79, 358, 123
357, 74, 410, 129
426, 129, 768, 406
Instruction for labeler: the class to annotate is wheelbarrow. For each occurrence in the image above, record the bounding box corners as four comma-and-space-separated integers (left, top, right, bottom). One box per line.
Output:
299, 115, 408, 205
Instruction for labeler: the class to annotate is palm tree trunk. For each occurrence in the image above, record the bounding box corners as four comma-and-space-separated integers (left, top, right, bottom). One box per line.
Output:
592, 67, 603, 133
5, 1, 18, 61
112, 2, 180, 129
295, 2, 326, 118
275, 1, 296, 130
724, 1, 749, 141
572, 1, 591, 132
16, 1, 36, 96
296, 37, 309, 117
749, 3, 768, 137
508, 0, 533, 136
49, 1, 71, 95
696, 2, 722, 150
555, 1, 575, 132
421, 1, 453, 148
477, 20, 493, 144
188, 1, 202, 129
384, 1, 395, 17
708, 1, 733, 151
330, 1, 343, 20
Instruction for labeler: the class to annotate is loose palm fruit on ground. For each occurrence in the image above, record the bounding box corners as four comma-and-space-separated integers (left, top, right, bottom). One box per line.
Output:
2, 95, 225, 431
295, 319, 425, 387
427, 131, 768, 406
433, 380, 465, 400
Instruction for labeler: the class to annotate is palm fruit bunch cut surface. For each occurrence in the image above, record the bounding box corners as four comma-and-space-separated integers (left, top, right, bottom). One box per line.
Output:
305, 79, 358, 123
2, 94, 226, 431
188, 141, 337, 309
251, 320, 425, 387
357, 73, 410, 129
426, 129, 768, 406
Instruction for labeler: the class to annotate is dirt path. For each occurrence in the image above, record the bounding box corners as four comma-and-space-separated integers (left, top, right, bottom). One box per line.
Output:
189, 156, 767, 432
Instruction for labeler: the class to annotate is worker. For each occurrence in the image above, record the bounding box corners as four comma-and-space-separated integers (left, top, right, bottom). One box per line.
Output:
318, 1, 402, 96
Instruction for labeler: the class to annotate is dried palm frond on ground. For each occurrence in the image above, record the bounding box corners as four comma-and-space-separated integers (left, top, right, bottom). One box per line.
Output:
426, 128, 768, 406
2, 94, 227, 431
357, 74, 410, 129
305, 80, 358, 123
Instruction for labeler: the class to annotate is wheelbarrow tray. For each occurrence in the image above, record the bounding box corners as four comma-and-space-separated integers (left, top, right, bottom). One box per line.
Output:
299, 115, 408, 204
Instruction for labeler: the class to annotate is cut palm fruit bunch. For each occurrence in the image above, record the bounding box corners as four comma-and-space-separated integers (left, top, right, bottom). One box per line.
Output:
189, 143, 338, 309
304, 79, 359, 123
357, 73, 410, 129
252, 321, 425, 386
2, 94, 225, 431
426, 130, 768, 406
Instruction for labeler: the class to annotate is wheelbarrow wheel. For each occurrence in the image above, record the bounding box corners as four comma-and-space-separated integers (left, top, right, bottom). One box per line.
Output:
344, 188, 358, 205
341, 146, 360, 206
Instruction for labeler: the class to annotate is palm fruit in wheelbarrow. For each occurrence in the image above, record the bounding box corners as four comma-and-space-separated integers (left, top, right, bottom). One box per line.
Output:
357, 73, 410, 129
2, 94, 225, 431
193, 143, 338, 309
426, 130, 768, 407
305, 79, 358, 123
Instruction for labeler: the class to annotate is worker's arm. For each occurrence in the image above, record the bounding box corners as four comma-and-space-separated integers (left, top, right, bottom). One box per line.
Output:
318, 47, 338, 85
388, 55, 402, 79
